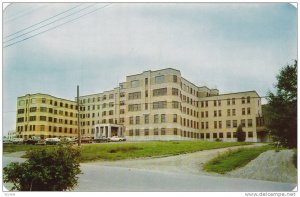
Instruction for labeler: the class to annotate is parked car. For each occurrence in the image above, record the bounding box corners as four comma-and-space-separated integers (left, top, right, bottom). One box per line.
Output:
60, 137, 76, 144
45, 138, 60, 145
24, 136, 40, 145
3, 139, 12, 144
93, 137, 108, 143
36, 139, 46, 145
11, 138, 24, 144
80, 137, 92, 144
108, 136, 126, 142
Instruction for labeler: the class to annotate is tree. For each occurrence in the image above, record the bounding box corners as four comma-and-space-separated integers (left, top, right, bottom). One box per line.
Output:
267, 60, 297, 148
3, 145, 82, 191
236, 124, 246, 142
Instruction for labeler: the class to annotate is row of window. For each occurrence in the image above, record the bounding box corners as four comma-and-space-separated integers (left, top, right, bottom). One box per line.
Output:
17, 125, 77, 133
126, 128, 254, 139
202, 96, 252, 108
19, 98, 76, 109
201, 119, 253, 129
18, 107, 77, 117
80, 94, 114, 104
17, 116, 77, 125
201, 107, 252, 118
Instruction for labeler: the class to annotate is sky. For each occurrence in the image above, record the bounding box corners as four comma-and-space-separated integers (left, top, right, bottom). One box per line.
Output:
2, 3, 297, 136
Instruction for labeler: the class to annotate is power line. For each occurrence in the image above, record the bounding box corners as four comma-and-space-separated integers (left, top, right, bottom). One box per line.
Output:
3, 3, 84, 39
3, 3, 96, 44
3, 3, 112, 48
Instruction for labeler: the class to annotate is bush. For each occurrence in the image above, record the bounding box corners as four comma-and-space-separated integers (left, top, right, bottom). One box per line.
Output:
236, 124, 246, 142
3, 145, 81, 191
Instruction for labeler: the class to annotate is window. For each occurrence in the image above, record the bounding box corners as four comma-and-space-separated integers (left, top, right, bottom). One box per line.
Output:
145, 78, 148, 85
128, 104, 141, 111
247, 107, 251, 115
201, 122, 204, 129
248, 119, 253, 127
109, 94, 114, 99
161, 114, 166, 123
40, 125, 45, 131
227, 99, 230, 105
120, 109, 125, 114
155, 75, 164, 84
227, 109, 231, 116
242, 108, 246, 115
145, 103, 148, 110
129, 117, 134, 125
205, 122, 209, 129
49, 108, 53, 113
153, 88, 167, 96
18, 109, 25, 114
213, 133, 218, 138
109, 102, 114, 107
248, 131, 253, 138
153, 101, 167, 109
161, 128, 166, 135
128, 92, 141, 100
40, 116, 46, 121
233, 120, 237, 128
226, 120, 231, 128
144, 114, 149, 124
31, 98, 36, 104
41, 98, 46, 103
201, 112, 204, 118
17, 117, 24, 123
218, 100, 221, 106
214, 100, 217, 106
131, 80, 140, 88
218, 110, 222, 117
129, 130, 133, 136
173, 128, 178, 135
29, 116, 36, 121
40, 107, 47, 112
232, 98, 236, 105
144, 129, 149, 136
205, 111, 208, 117
145, 90, 148, 97
247, 96, 250, 103
109, 110, 114, 115
242, 97, 245, 104
206, 133, 210, 139
172, 88, 179, 96
154, 128, 159, 135
135, 129, 140, 136
227, 132, 232, 138
172, 101, 179, 108
214, 110, 217, 117
206, 101, 208, 107
173, 114, 177, 123
201, 101, 204, 108
30, 107, 37, 112
48, 117, 52, 122
241, 119, 246, 127
232, 109, 236, 116
219, 121, 222, 129
154, 115, 159, 123
18, 100, 25, 106
136, 116, 140, 124
173, 75, 177, 83
214, 121, 217, 129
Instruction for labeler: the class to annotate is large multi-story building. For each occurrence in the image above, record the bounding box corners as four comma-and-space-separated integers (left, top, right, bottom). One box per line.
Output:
16, 94, 78, 139
16, 68, 267, 142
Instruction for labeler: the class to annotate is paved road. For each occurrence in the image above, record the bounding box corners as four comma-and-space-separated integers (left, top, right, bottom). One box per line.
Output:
2, 153, 297, 192
75, 163, 296, 192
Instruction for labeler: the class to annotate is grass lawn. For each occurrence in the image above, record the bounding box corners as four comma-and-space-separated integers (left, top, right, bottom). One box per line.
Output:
79, 141, 251, 162
3, 144, 50, 153
203, 145, 274, 174
4, 141, 251, 162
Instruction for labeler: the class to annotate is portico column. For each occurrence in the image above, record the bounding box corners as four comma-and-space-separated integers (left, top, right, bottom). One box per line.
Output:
108, 125, 111, 138
117, 127, 121, 137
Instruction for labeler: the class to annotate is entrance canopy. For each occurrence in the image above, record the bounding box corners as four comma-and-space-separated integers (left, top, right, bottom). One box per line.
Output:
94, 124, 124, 139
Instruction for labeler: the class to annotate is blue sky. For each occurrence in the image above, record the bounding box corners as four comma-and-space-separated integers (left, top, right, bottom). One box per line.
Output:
2, 3, 297, 136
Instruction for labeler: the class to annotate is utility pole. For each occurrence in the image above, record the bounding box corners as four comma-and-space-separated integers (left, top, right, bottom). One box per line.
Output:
77, 85, 81, 146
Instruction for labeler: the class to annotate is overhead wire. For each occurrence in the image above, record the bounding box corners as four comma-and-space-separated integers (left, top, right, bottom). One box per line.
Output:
3, 3, 84, 39
3, 3, 112, 48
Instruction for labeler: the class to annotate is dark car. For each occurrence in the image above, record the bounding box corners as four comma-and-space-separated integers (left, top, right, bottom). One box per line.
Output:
24, 138, 39, 145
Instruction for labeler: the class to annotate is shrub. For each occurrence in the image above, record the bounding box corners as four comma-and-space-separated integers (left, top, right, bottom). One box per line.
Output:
3, 145, 81, 191
236, 124, 246, 142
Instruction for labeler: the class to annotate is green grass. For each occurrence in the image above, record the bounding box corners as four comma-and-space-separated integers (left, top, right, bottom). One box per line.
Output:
4, 141, 251, 162
203, 145, 274, 174
79, 141, 251, 162
3, 144, 50, 153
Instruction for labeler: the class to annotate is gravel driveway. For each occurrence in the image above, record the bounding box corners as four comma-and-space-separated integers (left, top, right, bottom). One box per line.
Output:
88, 144, 264, 177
